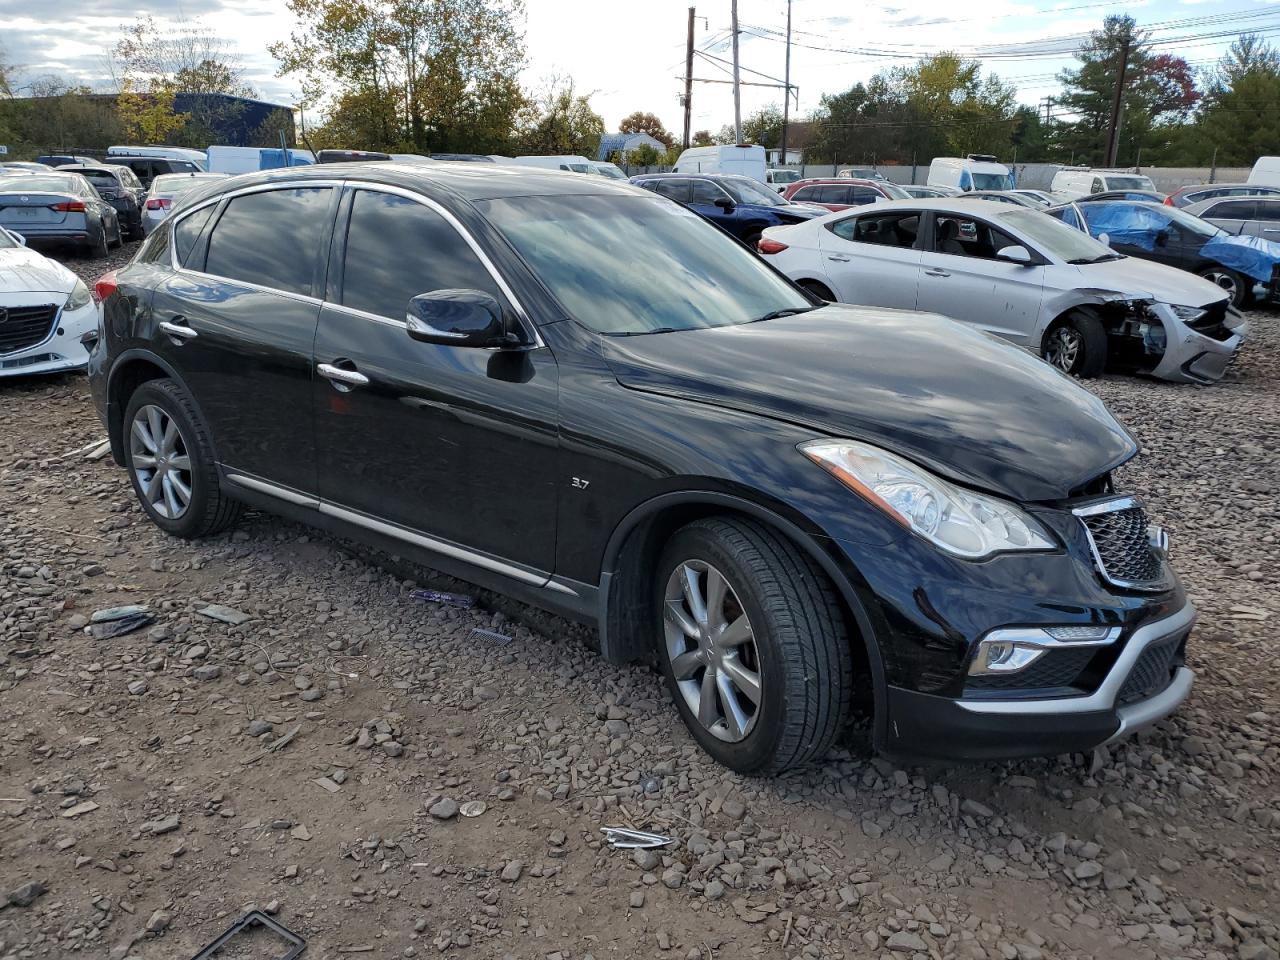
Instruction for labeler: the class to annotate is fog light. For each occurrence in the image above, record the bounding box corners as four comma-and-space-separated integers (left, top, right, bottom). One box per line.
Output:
968, 625, 1121, 677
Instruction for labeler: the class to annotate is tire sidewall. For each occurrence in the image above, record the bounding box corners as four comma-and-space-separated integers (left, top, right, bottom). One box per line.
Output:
1200, 268, 1246, 308
656, 526, 790, 774
122, 381, 214, 538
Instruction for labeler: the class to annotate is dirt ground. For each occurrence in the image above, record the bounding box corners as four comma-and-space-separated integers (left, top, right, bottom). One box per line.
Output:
0, 242, 1276, 960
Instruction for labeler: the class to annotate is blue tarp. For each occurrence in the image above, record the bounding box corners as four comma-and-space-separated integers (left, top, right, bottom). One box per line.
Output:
1203, 234, 1280, 283
1078, 203, 1167, 251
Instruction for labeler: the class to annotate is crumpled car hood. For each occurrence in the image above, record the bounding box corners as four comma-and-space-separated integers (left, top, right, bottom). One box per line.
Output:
603, 303, 1138, 502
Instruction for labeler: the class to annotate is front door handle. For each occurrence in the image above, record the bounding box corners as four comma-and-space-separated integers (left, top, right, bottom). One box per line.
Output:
1264, 227, 1280, 233
924, 268, 951, 277
318, 361, 369, 389
158, 318, 197, 341
826, 255, 851, 262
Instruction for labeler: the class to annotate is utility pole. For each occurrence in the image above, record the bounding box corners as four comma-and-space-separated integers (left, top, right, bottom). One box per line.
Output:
730, 0, 742, 143
1104, 30, 1131, 168
780, 0, 792, 165
683, 7, 695, 150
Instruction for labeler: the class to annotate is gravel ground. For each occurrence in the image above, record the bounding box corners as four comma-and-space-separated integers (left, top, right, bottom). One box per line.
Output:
0, 242, 1276, 960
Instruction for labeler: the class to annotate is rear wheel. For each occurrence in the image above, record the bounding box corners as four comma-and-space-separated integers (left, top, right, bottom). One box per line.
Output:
123, 379, 243, 539
87, 222, 109, 258
655, 517, 853, 774
1042, 312, 1107, 378
108, 218, 122, 249
1198, 267, 1251, 308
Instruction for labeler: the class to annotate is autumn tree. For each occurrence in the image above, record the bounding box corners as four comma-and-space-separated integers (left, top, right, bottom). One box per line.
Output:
691, 129, 714, 147
515, 75, 604, 156
618, 110, 673, 149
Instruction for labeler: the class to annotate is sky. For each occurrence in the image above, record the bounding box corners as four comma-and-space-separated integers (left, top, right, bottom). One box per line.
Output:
2, 0, 1273, 134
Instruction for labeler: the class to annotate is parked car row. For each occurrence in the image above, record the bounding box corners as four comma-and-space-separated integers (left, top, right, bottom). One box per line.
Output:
84, 163, 1199, 776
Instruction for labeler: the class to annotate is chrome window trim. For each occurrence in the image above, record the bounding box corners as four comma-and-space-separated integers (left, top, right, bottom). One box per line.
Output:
958, 600, 1195, 716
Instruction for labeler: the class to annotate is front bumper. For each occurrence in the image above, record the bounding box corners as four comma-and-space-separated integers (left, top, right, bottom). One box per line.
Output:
1148, 303, 1247, 384
0, 300, 96, 378
884, 601, 1195, 760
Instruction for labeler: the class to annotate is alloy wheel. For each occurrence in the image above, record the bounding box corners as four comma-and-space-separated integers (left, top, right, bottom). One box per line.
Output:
129, 404, 193, 519
1045, 326, 1081, 372
662, 559, 762, 742
1202, 270, 1238, 301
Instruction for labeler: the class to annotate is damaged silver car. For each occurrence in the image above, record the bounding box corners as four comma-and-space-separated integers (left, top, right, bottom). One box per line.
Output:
760, 198, 1247, 383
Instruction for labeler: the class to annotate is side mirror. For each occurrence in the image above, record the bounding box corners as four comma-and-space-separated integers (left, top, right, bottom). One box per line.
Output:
405, 289, 517, 349
3, 228, 26, 246
1098, 232, 1111, 247
1155, 229, 1170, 247
713, 197, 736, 213
995, 244, 1033, 265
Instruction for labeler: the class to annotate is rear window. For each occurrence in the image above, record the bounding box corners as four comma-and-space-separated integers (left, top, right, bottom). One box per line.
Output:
0, 175, 82, 193
203, 188, 332, 295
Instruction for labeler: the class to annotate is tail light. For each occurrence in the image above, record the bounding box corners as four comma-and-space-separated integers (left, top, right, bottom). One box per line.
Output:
52, 201, 87, 212
145, 198, 172, 211
758, 238, 788, 255
93, 270, 119, 304
1163, 196, 1174, 206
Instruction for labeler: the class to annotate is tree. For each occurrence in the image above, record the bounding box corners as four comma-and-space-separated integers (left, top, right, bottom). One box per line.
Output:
0, 44, 14, 99
515, 75, 604, 156
1056, 15, 1200, 166
619, 110, 673, 149
1191, 34, 1280, 165
627, 142, 662, 167
117, 79, 188, 143
691, 129, 714, 147
742, 104, 783, 148
273, 0, 527, 154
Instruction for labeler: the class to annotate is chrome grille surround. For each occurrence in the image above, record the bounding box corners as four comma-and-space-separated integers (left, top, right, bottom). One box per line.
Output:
1073, 496, 1168, 592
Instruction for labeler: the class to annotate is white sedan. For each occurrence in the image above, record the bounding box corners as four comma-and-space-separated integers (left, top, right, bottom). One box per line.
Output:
0, 227, 97, 377
760, 198, 1247, 384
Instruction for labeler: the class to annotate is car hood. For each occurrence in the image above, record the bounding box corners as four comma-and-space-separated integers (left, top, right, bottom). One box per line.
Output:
0, 247, 75, 296
602, 304, 1137, 503
1072, 256, 1230, 307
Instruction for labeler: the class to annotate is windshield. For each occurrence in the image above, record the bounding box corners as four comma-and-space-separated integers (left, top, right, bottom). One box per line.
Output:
593, 164, 627, 180
153, 175, 221, 198
1104, 175, 1155, 192
1002, 209, 1120, 263
723, 177, 788, 206
479, 195, 811, 335
971, 172, 1014, 191
1155, 204, 1224, 239
878, 181, 911, 200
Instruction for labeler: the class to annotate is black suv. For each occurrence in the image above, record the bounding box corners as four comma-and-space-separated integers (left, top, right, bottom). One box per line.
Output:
88, 165, 1196, 774
104, 156, 203, 188
57, 164, 147, 239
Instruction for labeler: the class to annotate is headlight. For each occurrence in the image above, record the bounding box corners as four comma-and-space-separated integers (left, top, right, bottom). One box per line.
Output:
65, 279, 92, 312
800, 439, 1055, 558
1168, 304, 1206, 321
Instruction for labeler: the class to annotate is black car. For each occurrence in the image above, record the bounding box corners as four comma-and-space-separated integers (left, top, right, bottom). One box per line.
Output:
36, 153, 96, 167
104, 155, 203, 188
88, 165, 1195, 773
631, 173, 826, 246
1076, 190, 1167, 204
58, 164, 147, 238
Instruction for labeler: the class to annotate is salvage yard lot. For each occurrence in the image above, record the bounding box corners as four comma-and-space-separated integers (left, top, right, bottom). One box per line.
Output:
1, 243, 1277, 960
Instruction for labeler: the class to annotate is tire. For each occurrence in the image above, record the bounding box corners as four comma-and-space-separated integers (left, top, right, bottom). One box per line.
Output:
108, 218, 122, 249
87, 222, 109, 258
743, 230, 764, 251
798, 279, 835, 302
655, 517, 853, 774
1198, 267, 1250, 309
123, 378, 243, 539
1042, 311, 1107, 378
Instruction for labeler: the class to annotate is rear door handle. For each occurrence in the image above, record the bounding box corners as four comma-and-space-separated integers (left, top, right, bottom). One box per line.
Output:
826, 255, 851, 263
924, 268, 951, 277
318, 362, 369, 389
158, 319, 197, 341
1264, 228, 1280, 233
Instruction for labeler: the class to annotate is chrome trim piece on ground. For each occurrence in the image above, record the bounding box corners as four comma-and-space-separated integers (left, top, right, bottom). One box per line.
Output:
957, 600, 1195, 716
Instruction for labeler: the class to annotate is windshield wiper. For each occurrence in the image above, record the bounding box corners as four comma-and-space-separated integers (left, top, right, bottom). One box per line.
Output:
751, 306, 819, 323
1067, 253, 1123, 264
612, 327, 680, 337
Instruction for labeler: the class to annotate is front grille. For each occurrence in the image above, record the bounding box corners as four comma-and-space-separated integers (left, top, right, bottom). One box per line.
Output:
1076, 500, 1164, 589
0, 304, 59, 355
1185, 301, 1231, 342
1117, 631, 1186, 704
967, 647, 1098, 692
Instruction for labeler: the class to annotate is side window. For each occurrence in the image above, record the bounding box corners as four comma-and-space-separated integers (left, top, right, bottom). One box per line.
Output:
339, 190, 503, 320
651, 180, 690, 203
850, 186, 879, 206
792, 185, 820, 202
1205, 200, 1256, 220
933, 216, 1014, 259
1255, 200, 1280, 222
831, 212, 919, 248
690, 180, 726, 204
137, 221, 172, 264
204, 187, 332, 295
174, 205, 217, 267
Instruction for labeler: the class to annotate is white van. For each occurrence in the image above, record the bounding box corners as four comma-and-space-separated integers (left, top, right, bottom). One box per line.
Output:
206, 146, 315, 174
107, 145, 208, 170
511, 155, 593, 173
1248, 157, 1280, 187
1050, 168, 1158, 198
927, 155, 1014, 192
672, 144, 767, 183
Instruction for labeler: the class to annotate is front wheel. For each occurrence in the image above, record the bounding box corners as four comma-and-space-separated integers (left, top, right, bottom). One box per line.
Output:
1042, 312, 1107, 378
656, 517, 853, 774
1198, 267, 1251, 309
123, 378, 243, 538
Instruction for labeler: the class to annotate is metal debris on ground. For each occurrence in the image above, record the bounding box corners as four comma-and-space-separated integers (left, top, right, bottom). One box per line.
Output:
189, 909, 306, 960
469, 627, 512, 646
89, 605, 149, 623
411, 589, 476, 609
459, 800, 487, 818
601, 827, 674, 849
86, 612, 154, 639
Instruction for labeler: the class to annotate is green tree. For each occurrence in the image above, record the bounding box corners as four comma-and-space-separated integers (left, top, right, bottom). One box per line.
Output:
742, 104, 783, 148
619, 110, 673, 149
691, 129, 714, 147
627, 142, 662, 167
117, 78, 188, 143
1191, 34, 1280, 165
515, 75, 604, 156
1056, 15, 1200, 166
